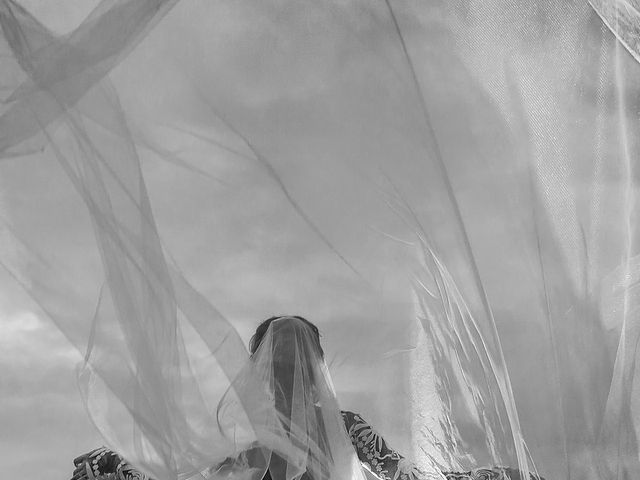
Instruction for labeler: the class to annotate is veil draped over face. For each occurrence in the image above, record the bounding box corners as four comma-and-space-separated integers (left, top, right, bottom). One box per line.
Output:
3, 1, 640, 480
214, 317, 366, 480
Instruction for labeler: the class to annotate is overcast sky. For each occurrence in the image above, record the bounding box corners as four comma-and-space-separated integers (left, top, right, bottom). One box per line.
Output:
0, 2, 435, 478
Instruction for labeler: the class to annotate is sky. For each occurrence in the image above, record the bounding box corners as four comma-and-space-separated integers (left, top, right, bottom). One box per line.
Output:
0, 4, 104, 478
0, 2, 433, 477
2, 1, 640, 480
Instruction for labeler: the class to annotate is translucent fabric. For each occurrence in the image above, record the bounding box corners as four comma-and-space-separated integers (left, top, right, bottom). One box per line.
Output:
213, 317, 368, 480
1, 1, 640, 480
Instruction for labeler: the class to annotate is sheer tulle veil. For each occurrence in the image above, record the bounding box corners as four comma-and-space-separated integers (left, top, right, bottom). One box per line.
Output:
2, 1, 640, 480
213, 317, 367, 480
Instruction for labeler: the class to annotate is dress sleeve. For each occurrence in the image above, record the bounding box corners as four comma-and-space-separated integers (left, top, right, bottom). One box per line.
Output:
442, 467, 545, 480
81, 447, 152, 480
339, 412, 543, 480
341, 410, 437, 480
114, 462, 152, 480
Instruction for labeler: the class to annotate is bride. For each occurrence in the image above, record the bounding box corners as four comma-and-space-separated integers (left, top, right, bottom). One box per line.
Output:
70, 316, 543, 480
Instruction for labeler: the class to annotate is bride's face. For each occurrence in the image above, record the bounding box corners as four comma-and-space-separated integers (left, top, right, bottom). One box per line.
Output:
269, 317, 319, 408
271, 317, 306, 374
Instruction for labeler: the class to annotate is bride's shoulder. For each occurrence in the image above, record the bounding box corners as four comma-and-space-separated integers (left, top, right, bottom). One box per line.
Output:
339, 410, 372, 431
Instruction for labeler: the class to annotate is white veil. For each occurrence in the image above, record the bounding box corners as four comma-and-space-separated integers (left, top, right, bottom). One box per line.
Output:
214, 316, 366, 480
2, 1, 640, 479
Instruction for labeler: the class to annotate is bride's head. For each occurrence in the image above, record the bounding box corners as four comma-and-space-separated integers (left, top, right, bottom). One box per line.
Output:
248, 316, 326, 416
249, 315, 324, 358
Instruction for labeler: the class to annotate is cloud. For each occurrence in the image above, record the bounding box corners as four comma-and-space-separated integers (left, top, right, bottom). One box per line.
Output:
0, 307, 102, 480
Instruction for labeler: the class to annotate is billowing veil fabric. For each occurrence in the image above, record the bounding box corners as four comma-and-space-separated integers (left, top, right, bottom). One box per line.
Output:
2, 1, 640, 480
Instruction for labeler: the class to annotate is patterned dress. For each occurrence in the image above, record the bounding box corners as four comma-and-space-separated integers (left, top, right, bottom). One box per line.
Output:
340, 412, 542, 480
82, 411, 544, 480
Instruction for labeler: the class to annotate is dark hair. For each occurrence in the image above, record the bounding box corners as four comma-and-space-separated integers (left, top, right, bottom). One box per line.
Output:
249, 315, 324, 357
